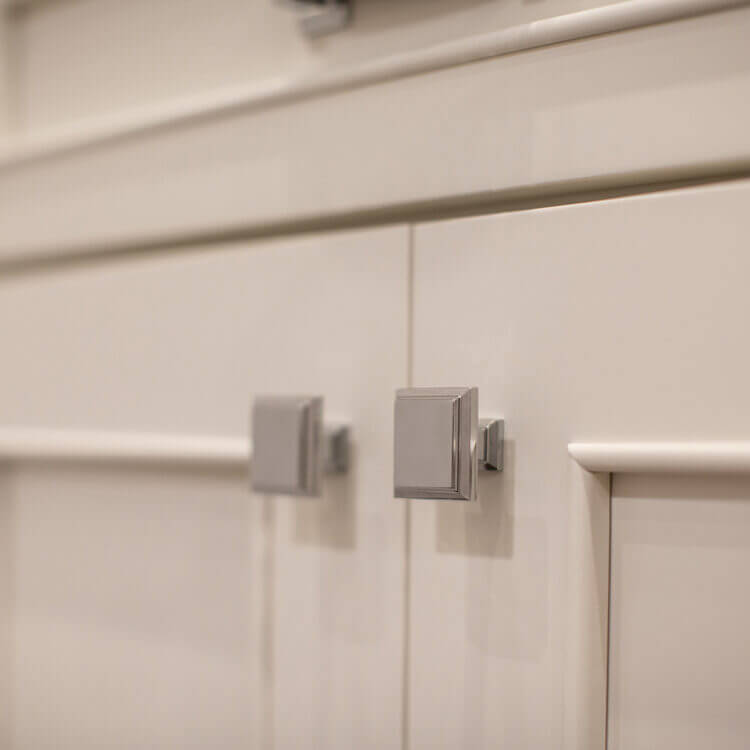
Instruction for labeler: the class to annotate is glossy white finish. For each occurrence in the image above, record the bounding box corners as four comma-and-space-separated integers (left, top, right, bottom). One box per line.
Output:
569, 442, 750, 474
2, 5, 750, 261
609, 474, 750, 749
0, 226, 409, 749
409, 179, 750, 749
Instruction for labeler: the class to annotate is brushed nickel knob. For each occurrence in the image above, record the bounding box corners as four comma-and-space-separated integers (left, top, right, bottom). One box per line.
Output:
251, 395, 349, 497
393, 387, 503, 501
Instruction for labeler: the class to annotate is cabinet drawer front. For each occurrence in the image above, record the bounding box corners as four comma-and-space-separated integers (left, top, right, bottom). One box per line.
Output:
0, 226, 409, 750
410, 179, 750, 749
5, 6, 750, 264
8, 0, 633, 134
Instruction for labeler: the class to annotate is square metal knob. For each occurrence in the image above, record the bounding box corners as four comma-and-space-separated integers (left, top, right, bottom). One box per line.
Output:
251, 395, 324, 496
250, 395, 350, 497
394, 387, 478, 501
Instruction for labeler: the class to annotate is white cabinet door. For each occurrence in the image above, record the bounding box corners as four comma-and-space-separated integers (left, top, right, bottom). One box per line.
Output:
0, 227, 409, 750
409, 180, 750, 749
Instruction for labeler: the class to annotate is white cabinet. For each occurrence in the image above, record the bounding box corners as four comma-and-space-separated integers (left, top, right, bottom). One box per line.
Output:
408, 179, 750, 749
1, 0, 749, 743
0, 227, 409, 749
4, 171, 750, 749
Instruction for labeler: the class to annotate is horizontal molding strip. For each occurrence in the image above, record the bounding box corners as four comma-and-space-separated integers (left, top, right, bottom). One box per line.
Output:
6, 436, 750, 474
0, 0, 746, 169
0, 427, 250, 469
568, 442, 750, 474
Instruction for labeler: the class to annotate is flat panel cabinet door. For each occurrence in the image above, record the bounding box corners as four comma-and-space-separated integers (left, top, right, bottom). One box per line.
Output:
409, 180, 750, 750
0, 228, 409, 750
609, 475, 750, 749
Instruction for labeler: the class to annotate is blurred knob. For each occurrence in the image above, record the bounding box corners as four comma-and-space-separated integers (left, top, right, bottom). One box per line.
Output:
251, 395, 349, 497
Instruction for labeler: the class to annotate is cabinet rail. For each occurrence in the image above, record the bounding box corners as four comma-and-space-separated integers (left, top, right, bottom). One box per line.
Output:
0, 427, 250, 469
569, 441, 750, 474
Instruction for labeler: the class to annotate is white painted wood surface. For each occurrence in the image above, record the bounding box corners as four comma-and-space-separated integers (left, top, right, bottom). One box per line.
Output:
1, 0, 749, 745
0, 428, 250, 467
409, 179, 750, 749
1, 4, 750, 261
2, 0, 740, 159
609, 474, 750, 749
569, 442, 750, 474
6, 0, 639, 134
0, 226, 409, 749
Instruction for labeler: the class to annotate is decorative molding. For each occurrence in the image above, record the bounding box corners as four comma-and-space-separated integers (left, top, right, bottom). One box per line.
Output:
568, 442, 750, 474
0, 427, 250, 469
0, 0, 746, 168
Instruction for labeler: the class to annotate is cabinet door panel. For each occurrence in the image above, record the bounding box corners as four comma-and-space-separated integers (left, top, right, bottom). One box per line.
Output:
609, 474, 750, 750
0, 227, 409, 750
410, 180, 750, 749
